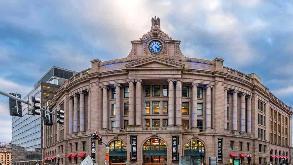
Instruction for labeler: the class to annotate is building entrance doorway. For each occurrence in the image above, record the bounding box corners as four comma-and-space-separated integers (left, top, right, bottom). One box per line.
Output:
108, 140, 127, 165
183, 139, 205, 165
143, 137, 167, 165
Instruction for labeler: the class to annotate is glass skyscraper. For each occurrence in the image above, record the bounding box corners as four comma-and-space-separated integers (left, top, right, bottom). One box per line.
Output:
11, 67, 75, 164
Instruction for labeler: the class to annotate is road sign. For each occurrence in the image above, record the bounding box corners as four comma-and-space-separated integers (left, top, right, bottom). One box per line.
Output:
81, 155, 94, 165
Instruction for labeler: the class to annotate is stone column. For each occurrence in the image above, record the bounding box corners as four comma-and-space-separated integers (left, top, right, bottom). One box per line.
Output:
206, 86, 212, 129
68, 97, 73, 134
87, 90, 90, 132
79, 91, 85, 132
168, 80, 175, 126
102, 86, 108, 129
136, 80, 142, 126
191, 82, 198, 129
224, 89, 228, 130
175, 80, 182, 126
289, 117, 292, 147
232, 90, 238, 131
247, 95, 252, 134
129, 80, 135, 126
73, 94, 78, 133
115, 84, 121, 129
240, 93, 246, 133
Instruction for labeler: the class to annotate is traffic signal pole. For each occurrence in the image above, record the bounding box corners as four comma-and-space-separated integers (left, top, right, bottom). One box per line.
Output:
0, 90, 30, 105
0, 89, 57, 115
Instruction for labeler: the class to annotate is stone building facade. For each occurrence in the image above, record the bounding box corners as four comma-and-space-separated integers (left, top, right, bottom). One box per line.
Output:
0, 144, 11, 165
43, 18, 292, 165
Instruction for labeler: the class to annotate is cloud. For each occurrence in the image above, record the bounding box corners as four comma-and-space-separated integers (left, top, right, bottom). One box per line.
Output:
0, 101, 9, 116
272, 86, 293, 97
0, 77, 31, 95
0, 118, 12, 142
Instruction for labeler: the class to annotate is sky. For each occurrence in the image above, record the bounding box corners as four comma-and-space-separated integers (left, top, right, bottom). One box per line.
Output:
1, 0, 293, 142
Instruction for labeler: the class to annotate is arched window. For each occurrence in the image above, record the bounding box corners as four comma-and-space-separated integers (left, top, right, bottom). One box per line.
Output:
143, 137, 167, 164
183, 139, 205, 164
108, 140, 127, 163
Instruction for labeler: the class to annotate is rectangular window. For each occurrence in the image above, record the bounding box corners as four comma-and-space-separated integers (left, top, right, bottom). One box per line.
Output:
145, 119, 150, 128
245, 143, 249, 152
124, 120, 128, 129
82, 141, 86, 151
162, 101, 168, 115
111, 88, 116, 99
182, 120, 189, 129
152, 85, 161, 97
259, 144, 262, 152
111, 103, 115, 116
144, 85, 151, 97
197, 87, 204, 99
124, 102, 129, 116
182, 86, 190, 97
163, 85, 168, 97
145, 101, 150, 115
162, 119, 168, 127
239, 142, 243, 151
152, 119, 160, 129
70, 143, 72, 152
152, 101, 160, 114
111, 121, 115, 129
259, 157, 262, 164
75, 142, 78, 151
124, 87, 129, 98
182, 102, 189, 115
230, 141, 234, 150
197, 103, 203, 116
197, 119, 203, 131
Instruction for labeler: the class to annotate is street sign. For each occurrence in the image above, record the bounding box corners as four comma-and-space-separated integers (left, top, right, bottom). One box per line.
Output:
217, 138, 223, 162
130, 135, 137, 161
172, 136, 179, 161
91, 138, 96, 163
80, 155, 94, 165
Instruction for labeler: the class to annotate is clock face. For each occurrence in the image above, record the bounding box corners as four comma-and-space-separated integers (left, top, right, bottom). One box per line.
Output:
148, 40, 162, 54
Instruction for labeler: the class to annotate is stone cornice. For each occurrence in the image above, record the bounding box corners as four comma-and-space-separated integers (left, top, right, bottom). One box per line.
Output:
49, 56, 292, 115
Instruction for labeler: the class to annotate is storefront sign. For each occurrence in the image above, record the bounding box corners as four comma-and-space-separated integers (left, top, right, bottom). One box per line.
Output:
217, 138, 223, 162
130, 135, 137, 161
91, 138, 96, 163
172, 136, 179, 161
233, 159, 240, 165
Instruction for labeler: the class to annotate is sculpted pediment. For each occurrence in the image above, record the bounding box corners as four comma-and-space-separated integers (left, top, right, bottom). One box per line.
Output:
125, 57, 184, 70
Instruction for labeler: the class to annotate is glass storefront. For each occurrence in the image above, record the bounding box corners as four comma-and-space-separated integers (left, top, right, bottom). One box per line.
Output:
109, 140, 127, 164
184, 139, 205, 165
143, 137, 167, 165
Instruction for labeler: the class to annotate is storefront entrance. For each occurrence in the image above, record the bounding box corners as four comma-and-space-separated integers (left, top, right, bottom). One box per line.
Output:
183, 139, 205, 165
143, 137, 167, 165
109, 140, 127, 165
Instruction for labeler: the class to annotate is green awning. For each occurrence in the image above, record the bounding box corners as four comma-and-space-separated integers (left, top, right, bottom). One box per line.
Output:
143, 150, 167, 156
110, 150, 127, 157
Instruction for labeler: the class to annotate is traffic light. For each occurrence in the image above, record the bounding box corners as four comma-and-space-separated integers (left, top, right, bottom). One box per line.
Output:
9, 93, 22, 117
98, 136, 102, 145
44, 109, 53, 126
56, 109, 64, 124
31, 96, 41, 115
91, 133, 102, 145
92, 133, 98, 140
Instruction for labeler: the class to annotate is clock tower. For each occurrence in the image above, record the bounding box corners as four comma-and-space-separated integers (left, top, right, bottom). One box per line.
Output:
128, 17, 183, 59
